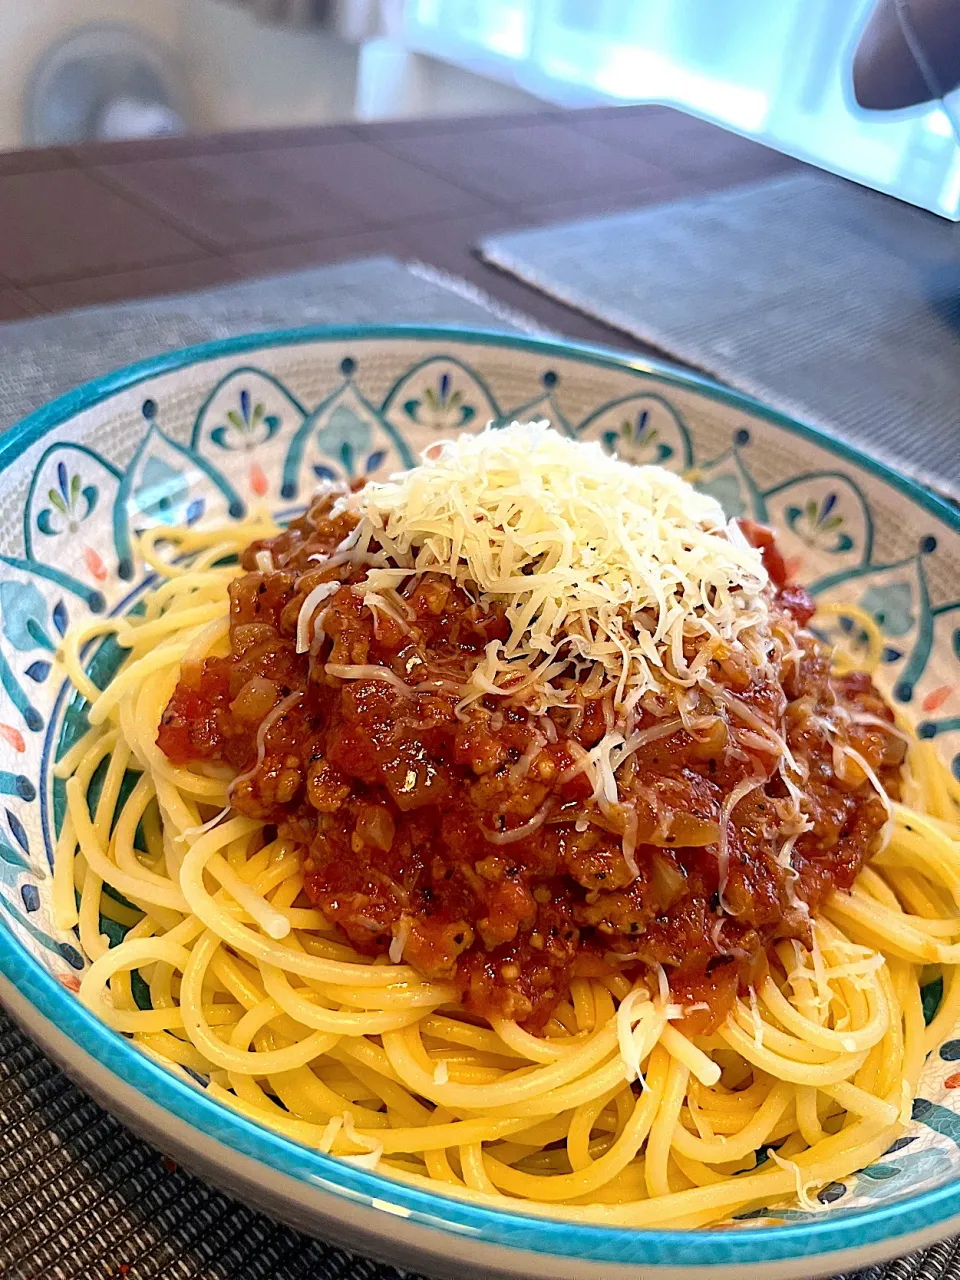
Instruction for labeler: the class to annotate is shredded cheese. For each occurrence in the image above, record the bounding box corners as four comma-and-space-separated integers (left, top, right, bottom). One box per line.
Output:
747, 984, 764, 1048
346, 422, 770, 716
340, 1111, 383, 1169
341, 1146, 383, 1170
508, 730, 547, 782
317, 1114, 343, 1154
718, 773, 765, 906
654, 962, 670, 1009
620, 803, 640, 879
175, 803, 232, 844
389, 916, 411, 964
227, 692, 302, 799
785, 949, 885, 994
837, 742, 895, 848
766, 1147, 827, 1213
682, 1001, 710, 1015
295, 580, 341, 653
616, 986, 652, 1086
847, 710, 912, 745
325, 664, 414, 694
482, 800, 552, 845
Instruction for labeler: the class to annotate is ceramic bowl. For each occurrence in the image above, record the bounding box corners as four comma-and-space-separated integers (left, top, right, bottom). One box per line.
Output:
1, 327, 959, 1280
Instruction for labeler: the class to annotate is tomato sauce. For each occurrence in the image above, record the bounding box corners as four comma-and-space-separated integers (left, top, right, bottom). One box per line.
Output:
158, 496, 904, 1032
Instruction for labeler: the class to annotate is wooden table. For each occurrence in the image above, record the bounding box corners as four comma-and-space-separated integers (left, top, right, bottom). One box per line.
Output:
0, 105, 798, 354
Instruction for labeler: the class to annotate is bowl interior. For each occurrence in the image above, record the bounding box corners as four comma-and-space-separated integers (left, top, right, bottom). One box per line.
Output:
1, 327, 960, 1266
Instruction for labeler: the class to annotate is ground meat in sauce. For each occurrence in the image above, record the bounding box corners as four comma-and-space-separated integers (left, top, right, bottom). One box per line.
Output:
158, 494, 905, 1033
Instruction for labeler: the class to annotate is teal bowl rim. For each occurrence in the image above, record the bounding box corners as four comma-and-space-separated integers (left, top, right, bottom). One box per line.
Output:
1, 323, 959, 1269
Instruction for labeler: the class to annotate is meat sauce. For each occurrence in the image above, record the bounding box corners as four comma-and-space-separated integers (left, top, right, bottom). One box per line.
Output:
158, 497, 904, 1033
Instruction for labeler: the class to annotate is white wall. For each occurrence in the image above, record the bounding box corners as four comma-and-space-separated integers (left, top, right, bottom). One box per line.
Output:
177, 1, 540, 132
356, 38, 545, 120
0, 0, 545, 153
0, 0, 185, 149
174, 0, 361, 132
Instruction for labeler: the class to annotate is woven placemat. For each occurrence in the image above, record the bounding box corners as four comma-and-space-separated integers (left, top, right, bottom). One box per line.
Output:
0, 256, 544, 433
480, 172, 960, 504
0, 255, 949, 1279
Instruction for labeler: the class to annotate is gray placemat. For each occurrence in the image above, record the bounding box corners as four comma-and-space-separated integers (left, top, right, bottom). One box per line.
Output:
0, 254, 945, 1279
0, 256, 545, 430
481, 173, 960, 503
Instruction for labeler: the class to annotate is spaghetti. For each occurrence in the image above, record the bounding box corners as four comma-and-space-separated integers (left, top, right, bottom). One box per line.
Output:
53, 424, 960, 1228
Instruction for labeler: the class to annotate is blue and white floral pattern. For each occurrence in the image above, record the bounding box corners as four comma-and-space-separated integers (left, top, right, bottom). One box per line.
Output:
0, 330, 958, 1236
381, 357, 497, 437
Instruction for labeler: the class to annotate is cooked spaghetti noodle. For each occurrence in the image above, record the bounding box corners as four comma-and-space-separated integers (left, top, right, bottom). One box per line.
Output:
54, 424, 960, 1227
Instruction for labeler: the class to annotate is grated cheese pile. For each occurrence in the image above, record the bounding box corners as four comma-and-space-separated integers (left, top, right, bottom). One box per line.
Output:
337, 421, 771, 718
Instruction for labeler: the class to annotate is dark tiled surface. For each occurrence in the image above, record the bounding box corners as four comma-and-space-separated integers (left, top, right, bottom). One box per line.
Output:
372, 118, 676, 204
215, 121, 361, 152
568, 102, 677, 122
397, 208, 531, 259
0, 168, 205, 284
515, 179, 702, 225
284, 140, 490, 224
353, 106, 563, 139
23, 257, 240, 312
571, 106, 799, 179
668, 131, 798, 180
96, 142, 486, 253
0, 145, 74, 175
0, 104, 800, 359
227, 228, 400, 276
63, 122, 359, 166
0, 290, 41, 320
94, 150, 365, 251
63, 133, 235, 165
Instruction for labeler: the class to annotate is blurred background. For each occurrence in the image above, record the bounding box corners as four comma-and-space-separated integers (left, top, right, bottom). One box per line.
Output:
6, 0, 960, 218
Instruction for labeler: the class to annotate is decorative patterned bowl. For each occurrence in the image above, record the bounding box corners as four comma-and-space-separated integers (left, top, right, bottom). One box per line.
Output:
1, 326, 959, 1280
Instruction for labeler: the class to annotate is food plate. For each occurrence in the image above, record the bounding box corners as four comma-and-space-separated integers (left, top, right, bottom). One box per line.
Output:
0, 326, 959, 1280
